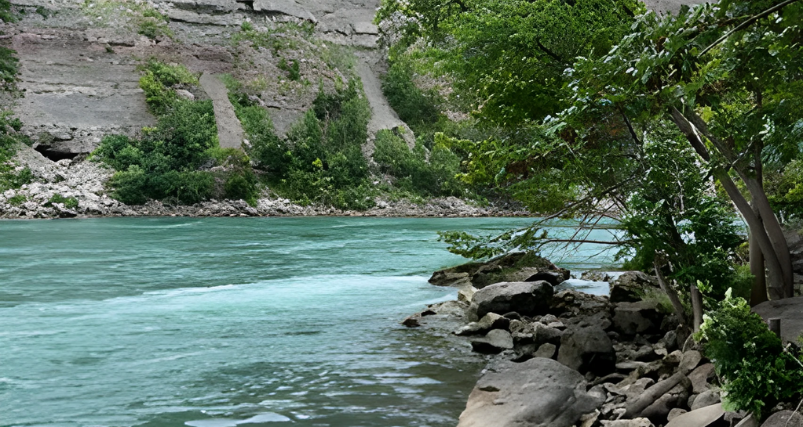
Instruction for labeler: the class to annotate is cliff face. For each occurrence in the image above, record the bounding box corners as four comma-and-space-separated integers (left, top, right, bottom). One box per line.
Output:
2, 0, 392, 160
642, 0, 710, 14
1, 0, 709, 160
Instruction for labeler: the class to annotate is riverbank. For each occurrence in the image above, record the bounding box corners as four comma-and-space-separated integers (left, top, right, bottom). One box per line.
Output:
0, 146, 529, 219
408, 253, 803, 427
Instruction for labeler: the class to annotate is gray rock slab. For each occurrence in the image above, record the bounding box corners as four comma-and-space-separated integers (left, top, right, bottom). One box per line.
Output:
199, 73, 245, 150
752, 297, 803, 344
691, 389, 721, 411
12, 34, 155, 154
457, 357, 604, 427
665, 403, 724, 427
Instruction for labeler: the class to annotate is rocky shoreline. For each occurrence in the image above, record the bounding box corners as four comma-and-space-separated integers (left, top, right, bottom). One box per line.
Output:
0, 146, 529, 220
404, 253, 803, 427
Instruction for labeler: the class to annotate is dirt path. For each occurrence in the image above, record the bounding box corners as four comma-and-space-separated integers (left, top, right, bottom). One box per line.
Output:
199, 73, 245, 150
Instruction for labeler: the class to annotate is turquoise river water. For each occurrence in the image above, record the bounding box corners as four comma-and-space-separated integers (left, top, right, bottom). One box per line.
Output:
0, 217, 618, 427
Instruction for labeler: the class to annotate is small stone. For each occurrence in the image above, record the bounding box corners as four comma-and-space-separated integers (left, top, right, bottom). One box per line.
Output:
533, 343, 557, 359
401, 315, 420, 327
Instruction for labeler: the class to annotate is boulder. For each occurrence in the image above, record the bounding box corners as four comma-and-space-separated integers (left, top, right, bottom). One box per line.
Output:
665, 403, 725, 427
691, 390, 721, 411
533, 323, 564, 346
761, 411, 803, 427
558, 324, 616, 375
470, 329, 514, 354
668, 408, 688, 421
525, 271, 565, 286
641, 383, 689, 424
688, 363, 716, 394
582, 270, 612, 282
457, 357, 604, 427
679, 350, 703, 373
610, 271, 659, 303
430, 252, 569, 289
752, 297, 803, 344
612, 301, 663, 336
469, 281, 553, 320
455, 313, 510, 336
458, 285, 478, 303
401, 315, 420, 327
534, 343, 557, 359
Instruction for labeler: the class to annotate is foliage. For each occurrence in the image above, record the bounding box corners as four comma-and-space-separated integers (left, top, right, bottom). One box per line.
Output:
696, 290, 803, 418
278, 58, 301, 81
45, 194, 79, 210
767, 159, 803, 222
138, 18, 173, 40
377, 0, 644, 125
0, 0, 15, 23
94, 99, 222, 204
232, 21, 315, 54
373, 129, 464, 197
137, 59, 198, 115
226, 75, 374, 210
94, 60, 258, 205
381, 59, 441, 131
618, 135, 745, 301
7, 193, 25, 205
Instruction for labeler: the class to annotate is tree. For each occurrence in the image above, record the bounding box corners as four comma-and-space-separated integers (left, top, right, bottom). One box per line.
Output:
377, 0, 644, 125
433, 0, 803, 315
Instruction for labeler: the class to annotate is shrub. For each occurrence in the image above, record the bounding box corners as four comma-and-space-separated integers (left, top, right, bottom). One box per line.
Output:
45, 194, 79, 209
696, 290, 803, 418
138, 59, 198, 114
381, 60, 441, 131
7, 194, 25, 205
372, 129, 464, 197
278, 58, 301, 81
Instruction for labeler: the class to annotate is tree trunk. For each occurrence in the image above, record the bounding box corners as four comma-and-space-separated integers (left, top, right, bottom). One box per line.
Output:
683, 108, 793, 298
690, 285, 704, 333
740, 176, 794, 298
670, 107, 788, 299
654, 258, 689, 327
714, 169, 787, 299
750, 222, 769, 305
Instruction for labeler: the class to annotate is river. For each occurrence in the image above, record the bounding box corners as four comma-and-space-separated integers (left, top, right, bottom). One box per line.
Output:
0, 217, 618, 427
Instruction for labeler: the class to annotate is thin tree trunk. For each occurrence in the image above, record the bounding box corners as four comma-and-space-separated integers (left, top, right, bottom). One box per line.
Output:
690, 284, 704, 333
740, 176, 793, 297
683, 108, 794, 298
654, 258, 689, 327
714, 169, 787, 299
750, 221, 769, 305
669, 107, 788, 298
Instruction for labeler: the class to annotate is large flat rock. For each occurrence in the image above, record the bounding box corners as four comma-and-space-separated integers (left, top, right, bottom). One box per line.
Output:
457, 357, 604, 427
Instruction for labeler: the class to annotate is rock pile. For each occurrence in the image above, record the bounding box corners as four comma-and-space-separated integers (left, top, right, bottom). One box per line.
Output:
405, 256, 797, 427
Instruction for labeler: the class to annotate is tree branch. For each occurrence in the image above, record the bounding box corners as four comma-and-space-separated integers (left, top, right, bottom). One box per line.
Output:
698, 0, 803, 57
535, 39, 568, 65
